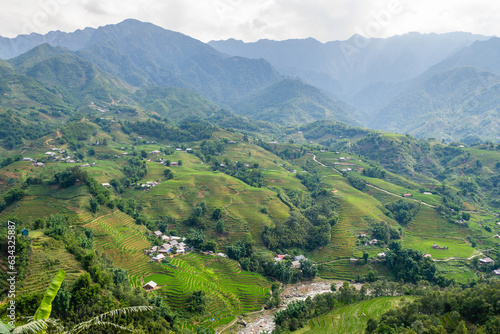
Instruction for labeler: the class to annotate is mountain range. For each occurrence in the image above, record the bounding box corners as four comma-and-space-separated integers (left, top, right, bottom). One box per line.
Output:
1, 19, 500, 142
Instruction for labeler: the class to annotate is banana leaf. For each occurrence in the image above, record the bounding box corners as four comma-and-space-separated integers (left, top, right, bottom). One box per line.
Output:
0, 320, 14, 334
33, 269, 66, 320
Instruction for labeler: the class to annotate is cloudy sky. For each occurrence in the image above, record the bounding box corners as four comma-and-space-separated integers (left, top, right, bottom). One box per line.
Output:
1, 0, 499, 42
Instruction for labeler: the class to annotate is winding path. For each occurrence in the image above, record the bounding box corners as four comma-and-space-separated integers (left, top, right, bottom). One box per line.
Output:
308, 153, 438, 209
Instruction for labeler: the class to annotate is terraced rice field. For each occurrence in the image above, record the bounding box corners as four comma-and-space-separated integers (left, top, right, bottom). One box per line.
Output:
84, 210, 161, 284
296, 296, 416, 334
19, 235, 83, 294
309, 175, 391, 262
155, 253, 270, 330
318, 259, 392, 281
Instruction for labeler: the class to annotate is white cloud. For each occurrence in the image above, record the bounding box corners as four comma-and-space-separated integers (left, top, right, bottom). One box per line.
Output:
0, 0, 498, 41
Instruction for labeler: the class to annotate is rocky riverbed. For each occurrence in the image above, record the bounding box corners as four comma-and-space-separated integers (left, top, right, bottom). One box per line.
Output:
234, 280, 363, 334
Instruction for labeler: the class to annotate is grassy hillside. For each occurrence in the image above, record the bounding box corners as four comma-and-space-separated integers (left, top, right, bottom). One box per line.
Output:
295, 296, 417, 334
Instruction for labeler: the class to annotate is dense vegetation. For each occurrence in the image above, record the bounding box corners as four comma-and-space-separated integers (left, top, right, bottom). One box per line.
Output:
368, 281, 500, 333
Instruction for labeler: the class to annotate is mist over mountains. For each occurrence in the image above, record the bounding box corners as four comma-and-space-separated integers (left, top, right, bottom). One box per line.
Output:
1, 19, 499, 142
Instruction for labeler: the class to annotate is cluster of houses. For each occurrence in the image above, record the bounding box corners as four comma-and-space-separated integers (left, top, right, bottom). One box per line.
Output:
157, 159, 180, 166
357, 234, 379, 246
139, 181, 160, 190
26, 158, 45, 167
43, 148, 82, 164
478, 257, 500, 276
146, 231, 189, 261
274, 254, 308, 269
80, 163, 98, 168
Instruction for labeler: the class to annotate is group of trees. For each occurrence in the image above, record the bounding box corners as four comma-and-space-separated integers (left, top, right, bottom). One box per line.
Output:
215, 160, 264, 188
125, 119, 215, 142
370, 221, 402, 244
384, 241, 451, 286
262, 190, 338, 252
385, 199, 421, 226
368, 281, 500, 333
273, 281, 367, 333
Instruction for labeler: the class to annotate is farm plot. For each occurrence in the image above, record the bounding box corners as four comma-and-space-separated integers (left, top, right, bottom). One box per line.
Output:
309, 175, 393, 262
19, 235, 83, 294
296, 296, 416, 334
84, 210, 160, 283
318, 259, 391, 281
155, 253, 270, 330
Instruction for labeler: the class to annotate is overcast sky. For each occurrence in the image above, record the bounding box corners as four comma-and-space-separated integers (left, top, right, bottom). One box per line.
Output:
1, 0, 499, 42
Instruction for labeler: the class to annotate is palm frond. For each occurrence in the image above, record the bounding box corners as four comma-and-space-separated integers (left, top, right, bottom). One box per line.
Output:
0, 319, 14, 334
69, 321, 130, 334
67, 306, 153, 334
12, 319, 63, 334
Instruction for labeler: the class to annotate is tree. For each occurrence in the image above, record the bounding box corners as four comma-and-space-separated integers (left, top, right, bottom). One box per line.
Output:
4, 188, 25, 206
186, 290, 206, 313
141, 150, 148, 158
363, 251, 369, 264
89, 197, 99, 214
163, 168, 174, 180
178, 160, 183, 166
300, 259, 317, 279
186, 229, 205, 248
216, 220, 225, 234
212, 208, 222, 220
365, 318, 378, 333
453, 321, 468, 334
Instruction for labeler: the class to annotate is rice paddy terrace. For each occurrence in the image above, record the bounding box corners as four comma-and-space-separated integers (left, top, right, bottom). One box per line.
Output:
295, 296, 417, 334
84, 209, 271, 330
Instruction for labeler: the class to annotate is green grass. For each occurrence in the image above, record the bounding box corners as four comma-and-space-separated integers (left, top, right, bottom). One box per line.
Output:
308, 174, 396, 262
19, 234, 84, 294
318, 259, 392, 281
404, 206, 475, 260
435, 261, 478, 284
296, 296, 416, 334
127, 155, 290, 246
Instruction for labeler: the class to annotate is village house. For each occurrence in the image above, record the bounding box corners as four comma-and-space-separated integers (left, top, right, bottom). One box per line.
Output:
170, 162, 179, 166
350, 258, 358, 264
294, 255, 307, 262
369, 239, 378, 245
378, 252, 386, 259
101, 183, 111, 187
23, 157, 33, 161
143, 281, 157, 290
33, 162, 45, 167
493, 269, 500, 276
291, 260, 301, 268
158, 244, 171, 254
150, 150, 161, 154
154, 230, 163, 237
403, 193, 413, 197
217, 253, 228, 258
479, 257, 495, 265
152, 254, 165, 262
274, 254, 286, 262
